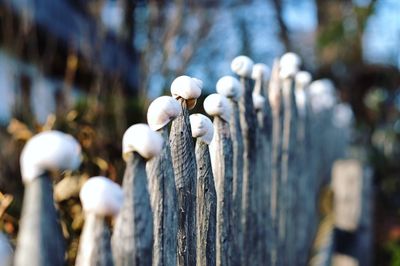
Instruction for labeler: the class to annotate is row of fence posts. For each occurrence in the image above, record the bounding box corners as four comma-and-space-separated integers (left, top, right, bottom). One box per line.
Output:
2, 52, 365, 266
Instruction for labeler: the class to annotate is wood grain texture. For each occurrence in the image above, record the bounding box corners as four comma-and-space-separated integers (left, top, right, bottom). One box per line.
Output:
169, 99, 197, 266
255, 95, 273, 265
146, 127, 178, 266
195, 140, 217, 266
279, 78, 298, 266
75, 214, 114, 266
295, 88, 314, 265
238, 77, 258, 266
269, 62, 283, 266
14, 174, 66, 266
228, 99, 244, 266
112, 153, 153, 266
212, 116, 234, 266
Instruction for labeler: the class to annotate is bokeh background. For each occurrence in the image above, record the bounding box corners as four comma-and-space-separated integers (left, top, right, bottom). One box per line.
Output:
0, 0, 398, 265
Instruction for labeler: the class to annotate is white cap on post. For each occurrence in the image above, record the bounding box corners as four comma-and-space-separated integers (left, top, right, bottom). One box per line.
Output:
216, 76, 242, 101
122, 124, 164, 161
231, 55, 254, 78
170, 75, 203, 110
251, 63, 270, 82
20, 131, 82, 183
203, 93, 232, 123
279, 52, 301, 79
189, 114, 214, 145
80, 176, 123, 217
147, 96, 182, 131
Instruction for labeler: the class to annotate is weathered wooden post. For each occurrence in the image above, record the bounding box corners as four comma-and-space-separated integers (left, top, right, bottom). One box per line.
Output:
216, 75, 244, 265
308, 79, 337, 190
230, 55, 257, 265
169, 76, 202, 266
76, 176, 123, 266
267, 59, 282, 266
15, 131, 82, 266
278, 52, 301, 265
146, 96, 181, 266
294, 70, 313, 265
204, 93, 234, 266
189, 113, 217, 266
112, 124, 163, 266
252, 63, 272, 263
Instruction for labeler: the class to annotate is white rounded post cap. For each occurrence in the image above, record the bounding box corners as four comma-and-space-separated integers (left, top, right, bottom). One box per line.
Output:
295, 71, 312, 88
80, 176, 123, 217
122, 123, 164, 161
309, 79, 337, 112
279, 52, 301, 79
147, 96, 182, 131
216, 76, 242, 101
332, 103, 354, 128
189, 114, 214, 144
203, 93, 231, 123
252, 93, 266, 111
231, 55, 254, 78
251, 63, 270, 82
20, 130, 82, 183
170, 75, 202, 109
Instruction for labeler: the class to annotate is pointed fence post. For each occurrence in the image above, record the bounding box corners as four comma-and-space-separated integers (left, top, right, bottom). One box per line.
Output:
252, 63, 272, 264
112, 124, 163, 266
16, 131, 82, 266
216, 75, 244, 266
169, 76, 202, 266
205, 93, 234, 266
189, 113, 217, 266
146, 96, 181, 266
278, 52, 301, 265
76, 176, 123, 266
267, 59, 282, 266
231, 55, 258, 265
294, 71, 313, 265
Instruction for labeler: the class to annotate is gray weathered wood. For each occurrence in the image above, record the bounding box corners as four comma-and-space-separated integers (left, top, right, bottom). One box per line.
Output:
279, 77, 298, 265
14, 174, 66, 266
268, 60, 283, 266
75, 213, 114, 266
254, 76, 273, 265
295, 81, 314, 266
212, 116, 234, 266
169, 99, 197, 266
112, 153, 153, 266
227, 98, 244, 266
238, 77, 258, 265
146, 127, 178, 266
195, 139, 217, 266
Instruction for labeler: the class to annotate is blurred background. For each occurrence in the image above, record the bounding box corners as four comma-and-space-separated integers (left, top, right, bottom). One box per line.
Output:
0, 0, 398, 265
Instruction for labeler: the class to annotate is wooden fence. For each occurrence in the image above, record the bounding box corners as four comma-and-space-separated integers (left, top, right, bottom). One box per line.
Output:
6, 53, 371, 266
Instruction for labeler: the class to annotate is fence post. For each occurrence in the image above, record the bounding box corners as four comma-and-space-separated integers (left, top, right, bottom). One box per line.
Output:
267, 59, 282, 266
76, 176, 123, 266
15, 131, 81, 266
216, 75, 244, 266
189, 113, 217, 266
294, 70, 313, 265
169, 76, 202, 266
252, 63, 272, 264
205, 93, 234, 266
146, 96, 181, 266
112, 124, 163, 265
231, 55, 257, 265
278, 52, 301, 265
